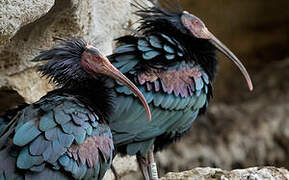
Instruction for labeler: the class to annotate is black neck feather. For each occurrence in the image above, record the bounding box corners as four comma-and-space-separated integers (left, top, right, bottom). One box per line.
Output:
32, 38, 92, 89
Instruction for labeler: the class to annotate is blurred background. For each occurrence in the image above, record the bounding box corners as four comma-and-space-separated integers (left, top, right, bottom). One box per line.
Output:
155, 0, 289, 176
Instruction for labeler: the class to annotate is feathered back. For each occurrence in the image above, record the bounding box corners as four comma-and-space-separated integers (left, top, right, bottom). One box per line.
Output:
116, 0, 218, 80
32, 38, 91, 88
136, 0, 218, 79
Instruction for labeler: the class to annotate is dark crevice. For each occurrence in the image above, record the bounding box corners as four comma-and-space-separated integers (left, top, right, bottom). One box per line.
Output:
0, 88, 25, 114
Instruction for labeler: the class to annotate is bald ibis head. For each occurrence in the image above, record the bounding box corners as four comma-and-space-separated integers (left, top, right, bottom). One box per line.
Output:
135, 0, 253, 91
181, 11, 253, 91
32, 38, 151, 120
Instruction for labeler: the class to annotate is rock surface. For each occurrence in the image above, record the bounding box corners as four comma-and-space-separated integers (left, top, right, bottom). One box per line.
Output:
103, 156, 138, 180
161, 167, 289, 180
0, 0, 55, 45
0, 0, 135, 110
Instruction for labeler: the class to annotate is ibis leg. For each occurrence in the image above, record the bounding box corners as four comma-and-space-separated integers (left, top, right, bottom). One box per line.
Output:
111, 164, 119, 180
148, 145, 158, 180
137, 155, 150, 180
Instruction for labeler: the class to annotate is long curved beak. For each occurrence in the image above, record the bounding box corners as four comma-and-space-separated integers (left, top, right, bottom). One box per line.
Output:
84, 46, 151, 121
102, 56, 152, 120
204, 29, 253, 91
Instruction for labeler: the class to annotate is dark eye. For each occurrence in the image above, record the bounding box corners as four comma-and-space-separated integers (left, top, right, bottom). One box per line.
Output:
193, 20, 199, 25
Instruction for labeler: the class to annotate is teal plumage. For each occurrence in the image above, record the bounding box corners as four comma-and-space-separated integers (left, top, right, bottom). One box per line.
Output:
108, 32, 213, 156
0, 94, 114, 180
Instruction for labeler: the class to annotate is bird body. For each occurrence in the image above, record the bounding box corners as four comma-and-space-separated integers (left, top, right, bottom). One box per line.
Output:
108, 1, 252, 179
0, 39, 151, 180
108, 3, 216, 158
109, 33, 212, 156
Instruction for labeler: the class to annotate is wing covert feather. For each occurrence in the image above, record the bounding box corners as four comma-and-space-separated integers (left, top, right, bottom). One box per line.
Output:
1, 94, 114, 179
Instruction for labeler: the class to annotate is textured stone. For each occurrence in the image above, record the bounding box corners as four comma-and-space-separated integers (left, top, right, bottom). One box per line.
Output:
161, 167, 289, 180
0, 0, 136, 111
103, 156, 138, 180
0, 0, 55, 45
7, 68, 54, 103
